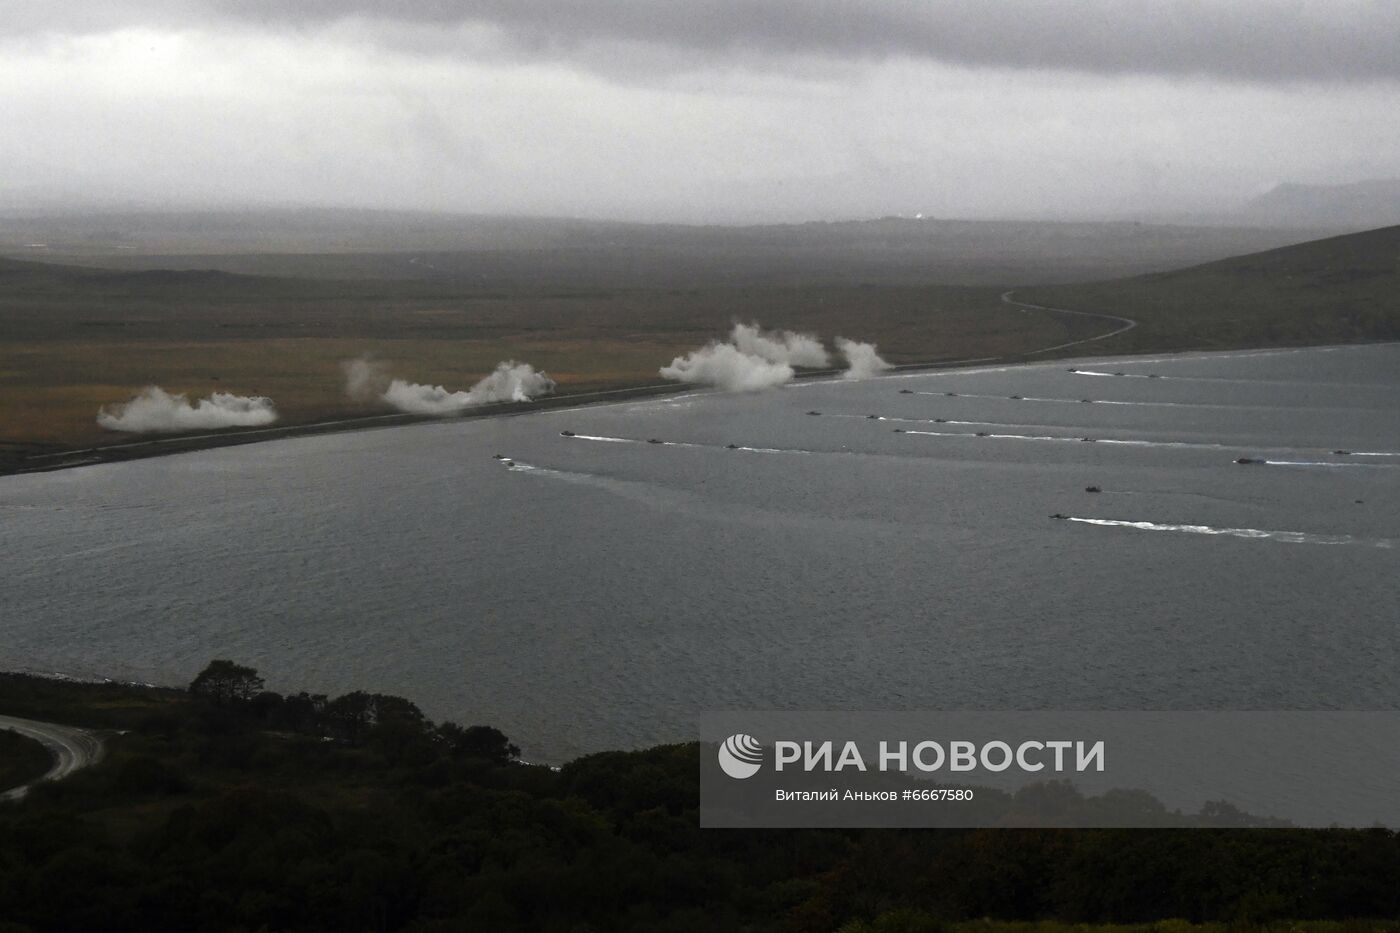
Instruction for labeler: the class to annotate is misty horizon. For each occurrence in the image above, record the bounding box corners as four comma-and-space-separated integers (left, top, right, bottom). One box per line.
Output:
5, 178, 1400, 231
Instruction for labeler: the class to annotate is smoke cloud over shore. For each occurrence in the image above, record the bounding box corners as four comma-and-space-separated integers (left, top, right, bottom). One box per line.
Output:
731, 323, 829, 368
837, 338, 892, 380
660, 342, 796, 391
340, 356, 556, 414
97, 387, 278, 433
661, 323, 829, 391
380, 362, 556, 414
341, 356, 391, 402
662, 324, 891, 390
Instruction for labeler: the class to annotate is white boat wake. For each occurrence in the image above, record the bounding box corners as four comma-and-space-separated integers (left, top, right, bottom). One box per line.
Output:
1062, 517, 1394, 549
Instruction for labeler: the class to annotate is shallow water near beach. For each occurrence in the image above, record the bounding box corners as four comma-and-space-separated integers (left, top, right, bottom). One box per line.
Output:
3, 343, 1398, 761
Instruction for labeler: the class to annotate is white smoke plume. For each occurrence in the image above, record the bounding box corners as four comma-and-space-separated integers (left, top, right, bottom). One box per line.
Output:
660, 322, 832, 391
730, 323, 829, 367
381, 361, 556, 414
340, 355, 391, 402
659, 342, 795, 392
837, 337, 892, 380
97, 386, 277, 433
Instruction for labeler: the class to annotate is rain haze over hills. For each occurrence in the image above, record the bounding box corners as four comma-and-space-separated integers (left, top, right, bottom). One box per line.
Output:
2, 1, 1400, 227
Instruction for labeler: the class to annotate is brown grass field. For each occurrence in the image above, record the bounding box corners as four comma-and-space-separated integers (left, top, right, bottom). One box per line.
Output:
0, 275, 1101, 459
2, 223, 1396, 471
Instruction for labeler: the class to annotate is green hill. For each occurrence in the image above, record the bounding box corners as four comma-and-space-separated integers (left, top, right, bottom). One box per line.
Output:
1021, 225, 1400, 351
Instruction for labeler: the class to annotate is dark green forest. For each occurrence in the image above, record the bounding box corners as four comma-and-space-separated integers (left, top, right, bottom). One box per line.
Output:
3, 667, 1400, 933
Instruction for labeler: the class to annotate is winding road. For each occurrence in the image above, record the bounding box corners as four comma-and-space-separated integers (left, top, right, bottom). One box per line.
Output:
999, 289, 1138, 356
0, 714, 106, 802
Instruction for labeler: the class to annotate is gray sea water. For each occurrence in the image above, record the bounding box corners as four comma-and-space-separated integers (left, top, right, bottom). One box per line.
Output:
3, 344, 1398, 762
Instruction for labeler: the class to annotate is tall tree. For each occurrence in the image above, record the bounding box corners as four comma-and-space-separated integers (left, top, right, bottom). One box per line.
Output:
437, 723, 521, 764
188, 660, 265, 705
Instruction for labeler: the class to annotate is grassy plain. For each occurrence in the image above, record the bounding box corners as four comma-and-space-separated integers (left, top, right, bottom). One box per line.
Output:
0, 263, 1097, 458
2, 223, 1396, 470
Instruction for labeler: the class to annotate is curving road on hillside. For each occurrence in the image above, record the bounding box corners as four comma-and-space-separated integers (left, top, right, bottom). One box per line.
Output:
999, 289, 1138, 355
0, 714, 106, 802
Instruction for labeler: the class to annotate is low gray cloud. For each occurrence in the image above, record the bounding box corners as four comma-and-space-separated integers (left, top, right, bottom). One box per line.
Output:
18, 0, 1399, 83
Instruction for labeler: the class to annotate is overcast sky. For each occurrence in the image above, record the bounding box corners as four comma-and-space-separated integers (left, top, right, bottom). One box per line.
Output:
3, 1, 1398, 223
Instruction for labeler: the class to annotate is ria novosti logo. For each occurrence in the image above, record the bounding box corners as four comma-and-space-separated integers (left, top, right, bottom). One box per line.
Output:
715, 733, 1107, 780
717, 733, 764, 779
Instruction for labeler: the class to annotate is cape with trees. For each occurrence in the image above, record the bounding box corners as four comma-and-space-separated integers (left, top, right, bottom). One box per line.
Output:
2, 664, 1400, 932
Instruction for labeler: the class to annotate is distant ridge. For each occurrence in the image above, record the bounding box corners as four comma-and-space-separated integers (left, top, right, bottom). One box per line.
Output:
0, 208, 1332, 288
1235, 179, 1400, 231
0, 253, 276, 288
1160, 222, 1400, 282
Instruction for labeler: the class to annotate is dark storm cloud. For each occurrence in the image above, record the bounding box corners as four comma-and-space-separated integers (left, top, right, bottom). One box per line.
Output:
176, 0, 1400, 83
7, 1, 1398, 82
4, 0, 1398, 222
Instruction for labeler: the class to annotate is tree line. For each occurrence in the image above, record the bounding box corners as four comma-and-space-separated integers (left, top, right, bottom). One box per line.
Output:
2, 662, 1400, 932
